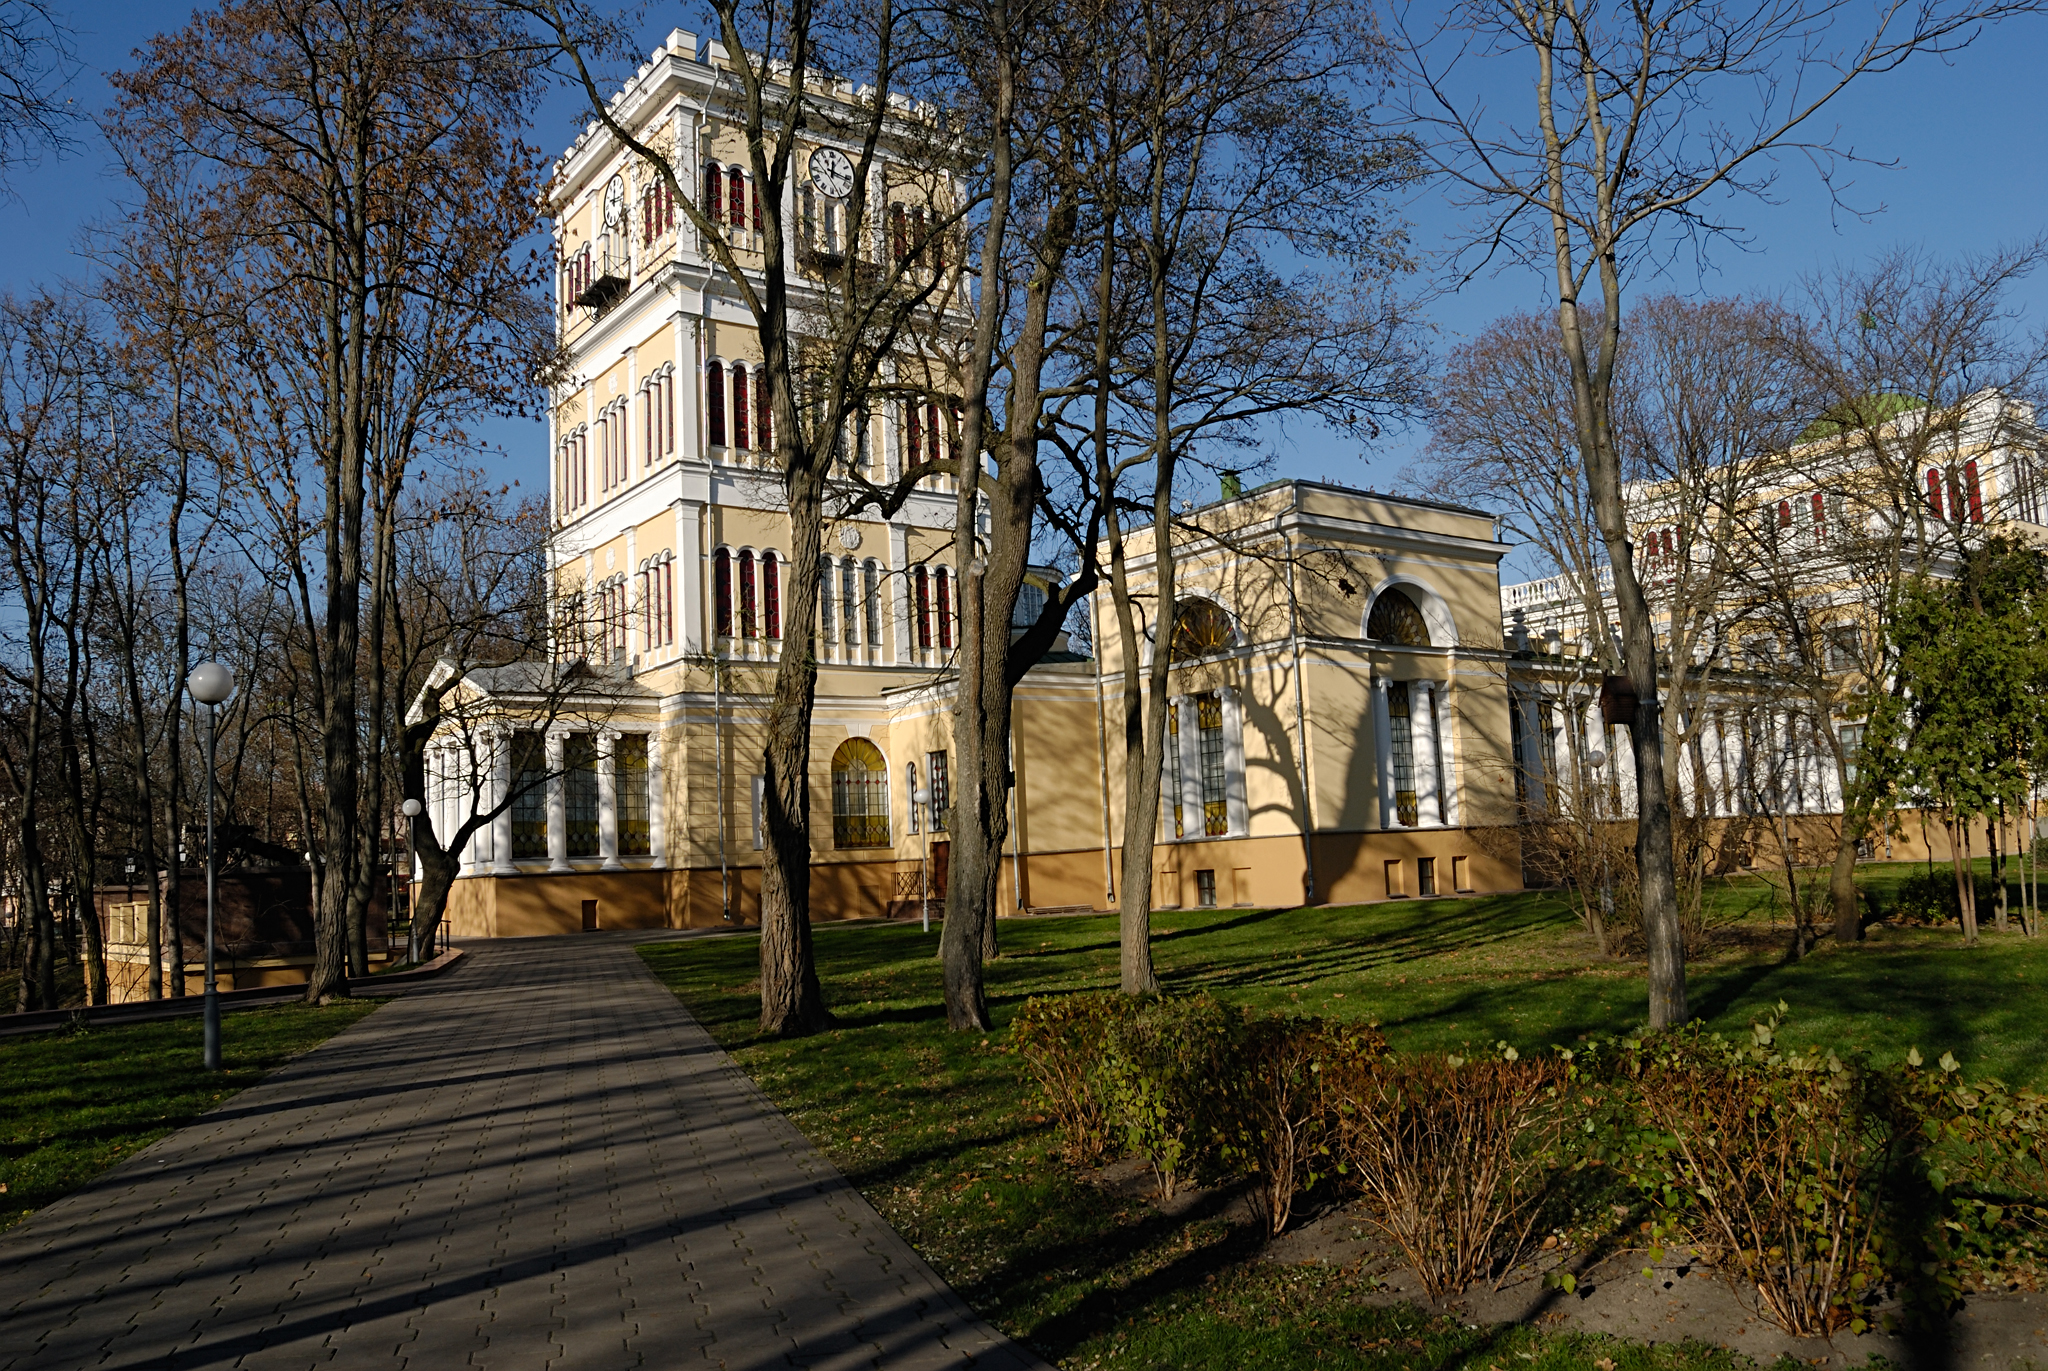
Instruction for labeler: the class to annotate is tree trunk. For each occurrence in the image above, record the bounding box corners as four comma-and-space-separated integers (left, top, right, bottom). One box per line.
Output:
1829, 827, 1861, 944
1990, 800, 2009, 933
756, 459, 831, 1037
941, 564, 1000, 1031
1948, 816, 1977, 945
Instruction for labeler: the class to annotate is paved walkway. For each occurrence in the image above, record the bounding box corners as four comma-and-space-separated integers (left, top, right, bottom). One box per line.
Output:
0, 935, 1050, 1371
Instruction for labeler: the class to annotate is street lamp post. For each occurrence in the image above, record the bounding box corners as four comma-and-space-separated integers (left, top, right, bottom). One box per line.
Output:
913, 786, 932, 934
1586, 747, 1614, 933
186, 661, 234, 1071
401, 798, 422, 962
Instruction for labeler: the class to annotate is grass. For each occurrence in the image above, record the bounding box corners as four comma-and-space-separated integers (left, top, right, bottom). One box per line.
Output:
638, 862, 2046, 1370
0, 1000, 381, 1231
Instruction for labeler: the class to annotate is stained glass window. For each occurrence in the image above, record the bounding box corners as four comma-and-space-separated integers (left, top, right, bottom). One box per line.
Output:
1195, 692, 1227, 836
1367, 588, 1430, 647
1388, 682, 1417, 827
617, 735, 650, 857
565, 734, 599, 857
1169, 598, 1235, 662
831, 738, 891, 848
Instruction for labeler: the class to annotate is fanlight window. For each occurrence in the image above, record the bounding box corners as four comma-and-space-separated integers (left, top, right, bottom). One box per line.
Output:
830, 738, 891, 849
1367, 587, 1431, 647
1169, 598, 1235, 663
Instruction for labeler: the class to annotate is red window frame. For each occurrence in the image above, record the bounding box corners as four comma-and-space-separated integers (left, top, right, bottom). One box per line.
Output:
706, 362, 726, 447
714, 548, 732, 636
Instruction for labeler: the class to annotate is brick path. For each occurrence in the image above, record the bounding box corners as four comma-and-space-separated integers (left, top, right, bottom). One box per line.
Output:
0, 934, 1051, 1371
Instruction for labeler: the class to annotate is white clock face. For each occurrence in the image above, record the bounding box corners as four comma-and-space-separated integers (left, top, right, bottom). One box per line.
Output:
602, 174, 625, 229
808, 147, 855, 200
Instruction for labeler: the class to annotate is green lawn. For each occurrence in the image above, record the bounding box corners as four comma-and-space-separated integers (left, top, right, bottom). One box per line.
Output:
0, 1000, 381, 1231
640, 866, 2045, 1370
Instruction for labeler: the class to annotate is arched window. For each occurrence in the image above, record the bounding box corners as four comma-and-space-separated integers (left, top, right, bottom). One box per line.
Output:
661, 369, 674, 456
1169, 597, 1235, 662
924, 401, 941, 464
755, 369, 772, 452
703, 164, 723, 224
706, 361, 726, 447
731, 364, 750, 451
914, 565, 931, 648
831, 738, 891, 848
1013, 580, 1046, 630
575, 430, 588, 507
656, 553, 674, 647
1811, 492, 1826, 544
1366, 587, 1431, 647
905, 402, 922, 469
728, 166, 746, 231
713, 548, 732, 636
738, 550, 757, 637
935, 566, 954, 650
762, 552, 781, 638
1965, 460, 1984, 522
1926, 468, 1944, 519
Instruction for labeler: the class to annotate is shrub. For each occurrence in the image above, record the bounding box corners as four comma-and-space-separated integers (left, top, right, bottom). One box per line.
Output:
1888, 868, 1995, 926
1208, 1014, 1386, 1237
1096, 994, 1236, 1199
1341, 1047, 1566, 1299
1580, 1010, 1915, 1338
1013, 992, 1139, 1165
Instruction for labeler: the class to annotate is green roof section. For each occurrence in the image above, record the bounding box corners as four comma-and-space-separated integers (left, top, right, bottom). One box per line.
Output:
1797, 393, 1926, 444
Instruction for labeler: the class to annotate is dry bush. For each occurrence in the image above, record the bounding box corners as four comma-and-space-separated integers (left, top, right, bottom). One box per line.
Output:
1096, 994, 1236, 1198
1211, 1015, 1386, 1237
1342, 1050, 1566, 1299
1593, 1015, 1913, 1337
1012, 992, 1139, 1164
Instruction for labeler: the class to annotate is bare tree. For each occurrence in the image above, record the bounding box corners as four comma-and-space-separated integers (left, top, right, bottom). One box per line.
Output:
0, 0, 76, 187
1397, 0, 2044, 1026
111, 0, 552, 1003
1041, 0, 1418, 996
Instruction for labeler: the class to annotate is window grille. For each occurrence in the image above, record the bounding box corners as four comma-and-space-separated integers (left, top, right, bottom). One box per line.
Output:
763, 553, 781, 639
926, 750, 950, 832
564, 734, 599, 857
510, 732, 547, 859
1388, 682, 1417, 827
1196, 692, 1228, 836
1164, 703, 1184, 839
831, 738, 891, 848
616, 735, 651, 856
739, 551, 757, 638
863, 561, 882, 644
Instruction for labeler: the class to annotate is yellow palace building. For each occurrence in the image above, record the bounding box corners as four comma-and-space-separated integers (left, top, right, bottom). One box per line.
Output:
428, 33, 1529, 937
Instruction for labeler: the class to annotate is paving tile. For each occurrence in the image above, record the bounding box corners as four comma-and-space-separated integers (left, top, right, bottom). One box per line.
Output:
0, 935, 1049, 1371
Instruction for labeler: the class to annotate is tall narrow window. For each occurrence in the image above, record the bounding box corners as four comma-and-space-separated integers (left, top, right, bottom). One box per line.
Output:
891, 203, 908, 261
616, 735, 651, 856
661, 556, 674, 645
704, 165, 723, 223
819, 558, 836, 644
1164, 703, 1184, 839
763, 553, 781, 638
936, 567, 953, 649
756, 369, 771, 452
841, 558, 860, 646
640, 386, 652, 467
752, 180, 763, 232
914, 565, 931, 648
732, 364, 750, 451
714, 548, 732, 636
905, 402, 922, 470
1811, 491, 1826, 544
729, 166, 746, 231
1388, 682, 1417, 828
1195, 692, 1228, 836
510, 732, 547, 860
661, 371, 675, 454
1926, 468, 1945, 519
738, 550, 757, 638
706, 361, 726, 447
863, 561, 882, 645
564, 734, 600, 857
925, 401, 942, 464
1965, 459, 1984, 522
926, 749, 949, 832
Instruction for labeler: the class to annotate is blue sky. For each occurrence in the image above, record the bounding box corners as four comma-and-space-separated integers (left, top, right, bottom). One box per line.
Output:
6, 2, 2045, 557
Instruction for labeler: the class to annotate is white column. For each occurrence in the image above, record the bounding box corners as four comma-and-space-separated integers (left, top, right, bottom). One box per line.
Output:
1439, 683, 1462, 828
888, 522, 911, 665
489, 730, 516, 875
598, 729, 621, 870
1415, 681, 1443, 827
1174, 697, 1201, 840
677, 499, 704, 653
1371, 676, 1396, 831
648, 723, 668, 864
546, 732, 569, 872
